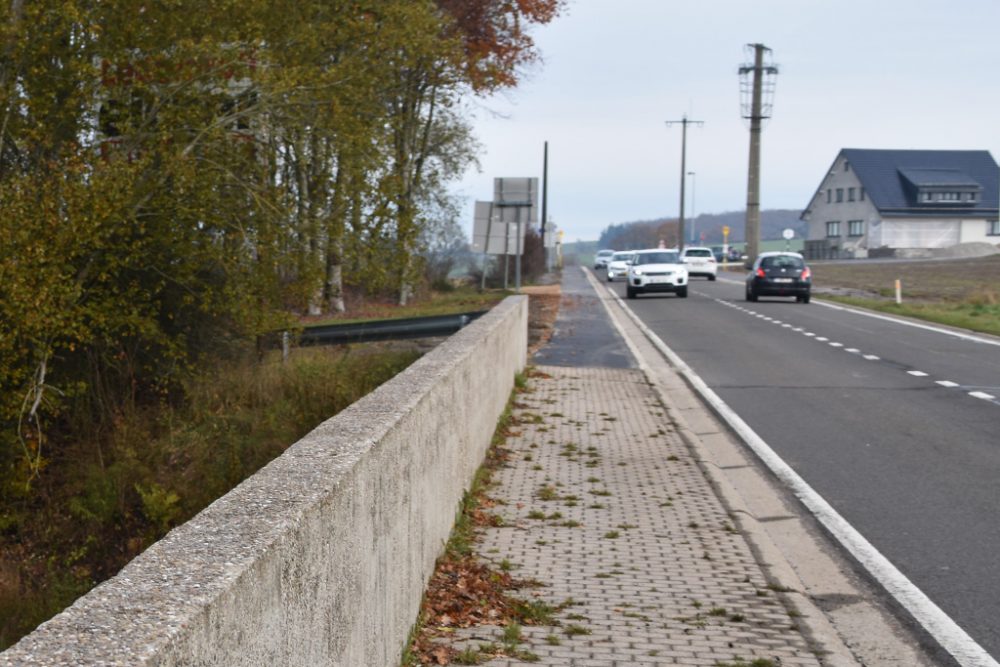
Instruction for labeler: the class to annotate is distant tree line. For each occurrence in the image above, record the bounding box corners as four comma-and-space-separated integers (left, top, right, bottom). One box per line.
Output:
597, 210, 806, 250
0, 0, 563, 491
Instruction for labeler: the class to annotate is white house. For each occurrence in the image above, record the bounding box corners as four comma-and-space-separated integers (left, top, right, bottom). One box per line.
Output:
801, 149, 1000, 259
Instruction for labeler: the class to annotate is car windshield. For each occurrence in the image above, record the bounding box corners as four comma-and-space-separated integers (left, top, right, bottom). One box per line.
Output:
685, 249, 712, 257
611, 252, 632, 261
634, 252, 680, 265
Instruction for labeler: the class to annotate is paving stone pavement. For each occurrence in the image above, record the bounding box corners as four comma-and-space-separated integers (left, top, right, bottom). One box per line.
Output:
451, 365, 826, 666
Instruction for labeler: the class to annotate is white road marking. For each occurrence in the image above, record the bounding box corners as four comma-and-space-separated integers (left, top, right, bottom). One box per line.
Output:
969, 391, 997, 401
829, 342, 844, 348
846, 348, 861, 354
908, 371, 929, 377
589, 270, 1000, 667
937, 381, 960, 388
863, 355, 880, 361
804, 332, 816, 337
815, 300, 1000, 348
816, 336, 829, 342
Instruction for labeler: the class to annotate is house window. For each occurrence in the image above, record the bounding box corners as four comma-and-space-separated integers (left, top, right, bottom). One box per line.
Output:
836, 188, 844, 203
826, 221, 841, 237
923, 192, 933, 202
989, 220, 1000, 236
826, 189, 831, 203
860, 188, 866, 201
848, 187, 856, 202
848, 220, 864, 237
844, 161, 850, 172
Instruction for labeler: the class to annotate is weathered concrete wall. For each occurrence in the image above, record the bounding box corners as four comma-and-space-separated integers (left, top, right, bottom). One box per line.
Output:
1, 296, 528, 667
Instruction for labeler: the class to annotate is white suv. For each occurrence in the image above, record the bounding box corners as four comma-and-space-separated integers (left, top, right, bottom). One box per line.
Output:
626, 249, 688, 299
680, 246, 717, 280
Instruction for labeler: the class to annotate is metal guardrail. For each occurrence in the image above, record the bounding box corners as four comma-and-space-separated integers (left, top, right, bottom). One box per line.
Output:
293, 311, 488, 347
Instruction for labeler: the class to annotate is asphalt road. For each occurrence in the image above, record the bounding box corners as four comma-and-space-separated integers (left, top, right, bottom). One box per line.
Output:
599, 269, 1000, 661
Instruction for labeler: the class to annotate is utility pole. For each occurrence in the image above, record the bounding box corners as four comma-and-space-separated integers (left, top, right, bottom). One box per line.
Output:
738, 43, 778, 266
666, 115, 702, 251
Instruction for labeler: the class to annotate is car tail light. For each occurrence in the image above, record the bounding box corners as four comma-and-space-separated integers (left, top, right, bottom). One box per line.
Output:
801, 267, 812, 280
755, 268, 766, 278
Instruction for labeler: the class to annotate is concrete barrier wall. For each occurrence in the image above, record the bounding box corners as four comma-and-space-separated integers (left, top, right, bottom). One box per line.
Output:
1, 296, 528, 667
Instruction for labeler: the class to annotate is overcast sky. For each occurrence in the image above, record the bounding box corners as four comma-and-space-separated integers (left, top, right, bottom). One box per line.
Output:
452, 0, 1000, 243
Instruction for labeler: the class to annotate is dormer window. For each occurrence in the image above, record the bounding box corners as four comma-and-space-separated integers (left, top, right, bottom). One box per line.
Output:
899, 168, 982, 207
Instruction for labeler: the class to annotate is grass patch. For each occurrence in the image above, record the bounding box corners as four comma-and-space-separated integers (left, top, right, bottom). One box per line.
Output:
812, 256, 1000, 336
821, 295, 1000, 337
2, 346, 420, 651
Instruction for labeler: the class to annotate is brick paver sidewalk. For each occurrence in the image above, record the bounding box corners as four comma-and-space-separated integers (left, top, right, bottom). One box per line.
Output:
455, 365, 825, 666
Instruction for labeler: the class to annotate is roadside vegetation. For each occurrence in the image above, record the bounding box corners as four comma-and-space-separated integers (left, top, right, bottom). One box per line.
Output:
811, 255, 1000, 337
0, 0, 565, 650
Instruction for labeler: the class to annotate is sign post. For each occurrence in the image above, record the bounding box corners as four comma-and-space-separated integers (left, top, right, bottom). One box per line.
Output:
493, 177, 538, 292
722, 225, 731, 267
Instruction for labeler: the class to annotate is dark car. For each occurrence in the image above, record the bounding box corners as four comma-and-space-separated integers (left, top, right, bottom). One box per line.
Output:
745, 252, 811, 303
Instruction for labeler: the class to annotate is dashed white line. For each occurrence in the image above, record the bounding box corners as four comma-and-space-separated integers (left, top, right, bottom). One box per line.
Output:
937, 381, 960, 388
846, 348, 861, 354
804, 332, 816, 337
816, 337, 829, 342
969, 391, 997, 401
863, 354, 880, 361
908, 371, 929, 377
829, 342, 844, 348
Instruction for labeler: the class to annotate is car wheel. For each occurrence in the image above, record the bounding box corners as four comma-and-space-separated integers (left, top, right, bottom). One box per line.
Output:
708, 274, 716, 281
607, 275, 613, 282
676, 286, 688, 298
626, 286, 637, 299
746, 286, 757, 302
801, 293, 811, 304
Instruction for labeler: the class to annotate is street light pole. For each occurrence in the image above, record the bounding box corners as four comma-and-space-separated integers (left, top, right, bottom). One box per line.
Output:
687, 171, 697, 242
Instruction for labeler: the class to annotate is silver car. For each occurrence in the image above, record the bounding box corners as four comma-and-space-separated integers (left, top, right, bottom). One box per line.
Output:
606, 251, 635, 282
594, 249, 615, 270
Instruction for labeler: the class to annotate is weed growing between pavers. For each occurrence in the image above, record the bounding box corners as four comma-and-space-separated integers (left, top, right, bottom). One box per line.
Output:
402, 369, 586, 666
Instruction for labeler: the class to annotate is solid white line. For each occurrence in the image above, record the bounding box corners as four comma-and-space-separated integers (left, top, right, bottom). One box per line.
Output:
969, 391, 997, 401
814, 299, 1000, 348
908, 371, 929, 377
588, 271, 998, 667
937, 381, 960, 388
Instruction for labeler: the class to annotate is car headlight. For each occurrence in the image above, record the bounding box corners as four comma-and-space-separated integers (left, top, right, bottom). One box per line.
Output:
632, 268, 643, 276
